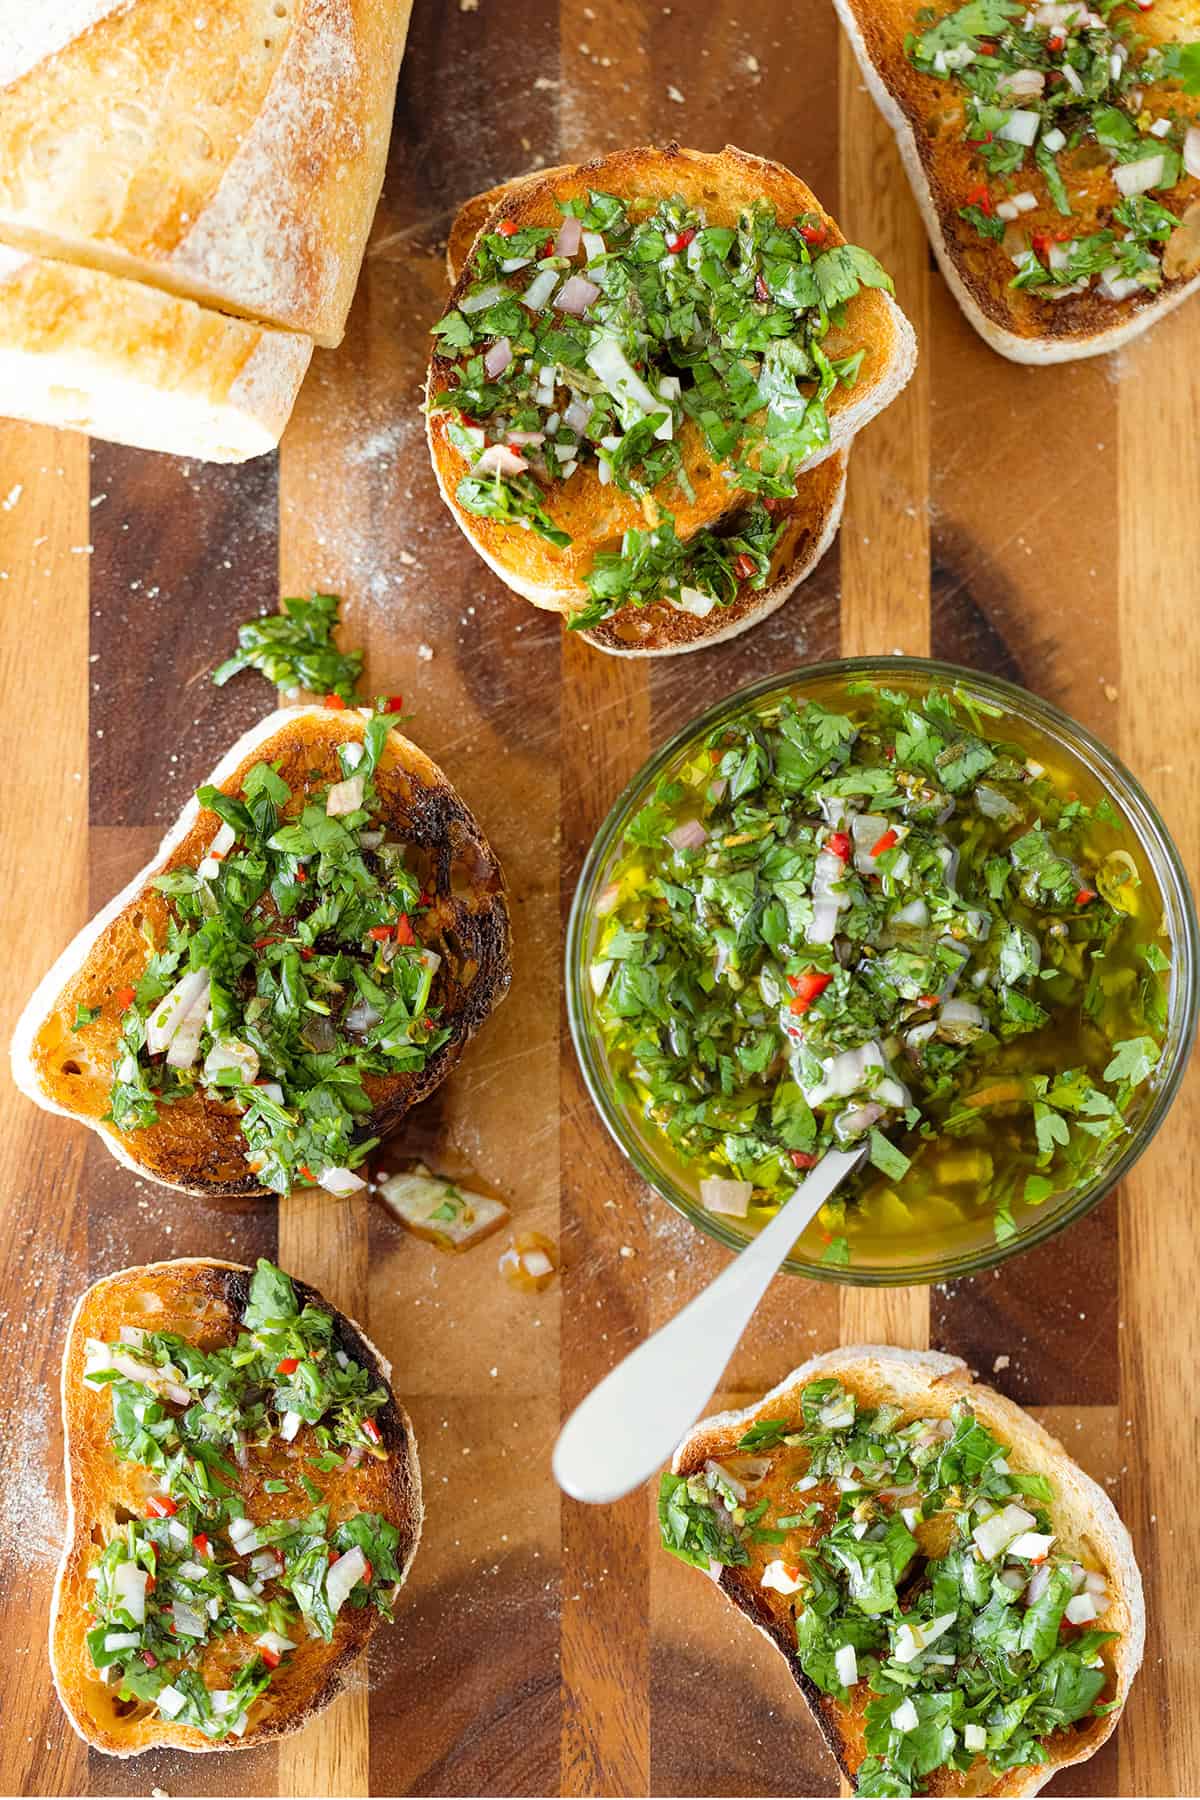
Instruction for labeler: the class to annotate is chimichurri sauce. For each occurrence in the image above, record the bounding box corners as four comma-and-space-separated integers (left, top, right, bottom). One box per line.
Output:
587, 675, 1172, 1267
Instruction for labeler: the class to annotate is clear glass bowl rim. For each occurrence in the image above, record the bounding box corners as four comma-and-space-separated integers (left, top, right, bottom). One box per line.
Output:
564, 655, 1200, 1287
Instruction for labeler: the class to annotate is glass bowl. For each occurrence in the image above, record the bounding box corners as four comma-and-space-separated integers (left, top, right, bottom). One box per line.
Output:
565, 657, 1199, 1286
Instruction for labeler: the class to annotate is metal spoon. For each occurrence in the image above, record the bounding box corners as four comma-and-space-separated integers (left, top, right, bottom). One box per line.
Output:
553, 1147, 866, 1505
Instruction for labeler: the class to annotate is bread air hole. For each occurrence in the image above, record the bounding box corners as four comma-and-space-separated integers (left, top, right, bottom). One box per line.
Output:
61, 1060, 82, 1076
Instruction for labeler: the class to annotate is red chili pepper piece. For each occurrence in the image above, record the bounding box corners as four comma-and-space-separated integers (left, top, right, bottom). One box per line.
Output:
754, 273, 769, 302
295, 866, 308, 884
362, 1558, 374, 1584
497, 219, 518, 237
871, 828, 900, 858
978, 39, 997, 52
826, 831, 852, 861
1075, 888, 1097, 907
382, 695, 404, 714
788, 970, 834, 1014
393, 914, 417, 947
261, 1647, 282, 1670
732, 553, 758, 581
1048, 32, 1066, 49
146, 1494, 177, 1518
142, 1650, 158, 1668
919, 994, 941, 1009
666, 226, 697, 253
299, 1164, 315, 1181
799, 221, 826, 245
254, 934, 280, 950
193, 1533, 211, 1557
968, 130, 994, 145
323, 692, 347, 710
114, 984, 137, 1011
790, 1150, 818, 1170
965, 184, 994, 216
144, 1574, 156, 1594
368, 925, 393, 942
363, 1418, 382, 1445
276, 1357, 299, 1375
299, 947, 314, 962
1032, 230, 1052, 259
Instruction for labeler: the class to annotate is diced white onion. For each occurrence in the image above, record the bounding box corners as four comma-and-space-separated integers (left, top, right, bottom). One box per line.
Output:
460, 281, 508, 314
997, 109, 1041, 146
1065, 1591, 1100, 1624
891, 1698, 920, 1733
227, 1574, 256, 1602
1114, 154, 1166, 198
699, 1176, 753, 1218
672, 585, 716, 618
563, 397, 594, 435
1099, 265, 1143, 302
1013, 190, 1039, 212
667, 818, 708, 851
203, 1036, 259, 1086
1185, 127, 1200, 180
973, 1503, 1036, 1561
112, 1562, 147, 1634
103, 1630, 140, 1653
155, 1683, 188, 1719
999, 68, 1045, 99
1062, 62, 1084, 94
555, 215, 583, 257
521, 268, 559, 311
585, 335, 664, 427
964, 1722, 988, 1752
228, 1515, 259, 1547
326, 772, 365, 817
1041, 128, 1066, 153
319, 1165, 367, 1197
581, 229, 607, 263
1008, 1530, 1056, 1560
325, 1545, 369, 1615
279, 1409, 303, 1441
834, 1643, 859, 1688
172, 1600, 206, 1639
256, 1629, 298, 1655
146, 968, 210, 1055
760, 1560, 805, 1595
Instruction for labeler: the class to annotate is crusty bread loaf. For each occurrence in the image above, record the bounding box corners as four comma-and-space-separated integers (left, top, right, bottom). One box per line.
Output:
834, 0, 1200, 363
0, 0, 413, 346
0, 241, 311, 461
51, 1257, 422, 1756
442, 164, 852, 656
10, 704, 512, 1197
672, 1346, 1144, 1797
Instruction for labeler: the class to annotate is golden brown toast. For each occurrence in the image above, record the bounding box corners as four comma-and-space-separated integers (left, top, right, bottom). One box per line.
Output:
51, 1257, 421, 1756
10, 704, 511, 1197
444, 167, 849, 656
671, 1346, 1144, 1797
428, 145, 913, 645
835, 0, 1200, 362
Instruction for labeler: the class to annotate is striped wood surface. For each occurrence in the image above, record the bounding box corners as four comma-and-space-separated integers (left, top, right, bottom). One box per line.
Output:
0, 0, 1196, 1794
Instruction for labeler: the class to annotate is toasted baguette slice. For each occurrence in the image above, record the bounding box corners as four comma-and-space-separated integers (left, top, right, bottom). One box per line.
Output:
672, 1346, 1144, 1797
428, 144, 913, 637
0, 241, 311, 461
0, 0, 413, 346
834, 0, 1200, 363
10, 704, 511, 1197
444, 168, 849, 656
51, 1257, 421, 1756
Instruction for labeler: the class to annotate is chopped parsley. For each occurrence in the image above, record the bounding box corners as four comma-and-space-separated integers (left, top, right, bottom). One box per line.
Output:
104, 709, 450, 1194
82, 1260, 406, 1742
212, 593, 363, 701
429, 186, 893, 625
908, 0, 1200, 303
587, 675, 1171, 1259
660, 1381, 1121, 1795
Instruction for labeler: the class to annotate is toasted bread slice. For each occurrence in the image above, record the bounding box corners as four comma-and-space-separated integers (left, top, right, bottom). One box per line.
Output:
428, 145, 913, 640
444, 167, 849, 656
51, 1257, 421, 1756
10, 705, 511, 1198
671, 1346, 1144, 1797
834, 0, 1200, 363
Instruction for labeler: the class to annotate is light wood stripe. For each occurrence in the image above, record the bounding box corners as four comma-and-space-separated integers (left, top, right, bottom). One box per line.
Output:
1116, 302, 1200, 1800
0, 424, 90, 1799
836, 38, 931, 1357
275, 364, 372, 1798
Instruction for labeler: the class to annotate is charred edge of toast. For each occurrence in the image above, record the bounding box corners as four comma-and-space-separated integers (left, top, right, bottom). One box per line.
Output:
578, 458, 847, 653
58, 1259, 422, 1756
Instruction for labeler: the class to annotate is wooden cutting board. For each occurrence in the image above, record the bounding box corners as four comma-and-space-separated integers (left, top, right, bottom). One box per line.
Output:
0, 1, 1196, 1795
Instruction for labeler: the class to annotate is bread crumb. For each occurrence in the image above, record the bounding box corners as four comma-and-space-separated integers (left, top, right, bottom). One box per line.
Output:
666, 83, 685, 103
1, 483, 21, 510
418, 643, 434, 661
619, 1244, 636, 1259
992, 1354, 1010, 1372
459, 0, 478, 10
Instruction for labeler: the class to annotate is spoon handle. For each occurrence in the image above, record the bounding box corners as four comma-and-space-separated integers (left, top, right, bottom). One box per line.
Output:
552, 1148, 863, 1506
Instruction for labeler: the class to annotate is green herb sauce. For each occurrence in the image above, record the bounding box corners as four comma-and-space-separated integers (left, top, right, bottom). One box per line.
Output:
906, 0, 1200, 301
429, 187, 893, 627
587, 675, 1172, 1265
83, 1260, 404, 1742
660, 1379, 1120, 1796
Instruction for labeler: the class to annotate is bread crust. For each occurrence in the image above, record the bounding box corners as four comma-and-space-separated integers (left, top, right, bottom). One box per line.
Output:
427, 144, 914, 630
834, 0, 1200, 363
50, 1256, 422, 1756
0, 0, 413, 345
10, 704, 512, 1198
0, 241, 311, 461
672, 1345, 1145, 1797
